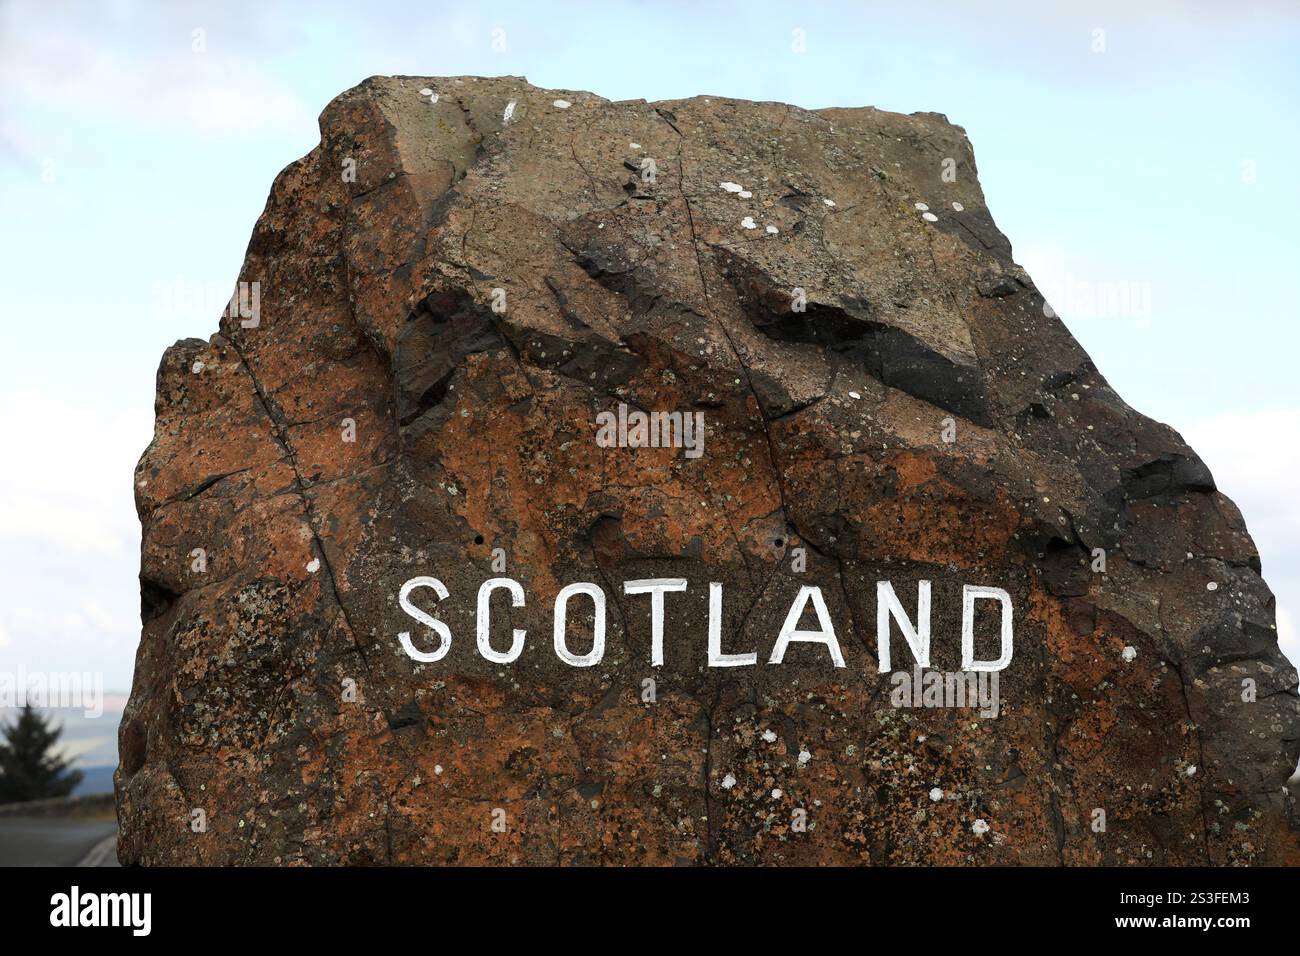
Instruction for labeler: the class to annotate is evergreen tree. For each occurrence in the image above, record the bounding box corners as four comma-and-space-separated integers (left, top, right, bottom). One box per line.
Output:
0, 704, 84, 803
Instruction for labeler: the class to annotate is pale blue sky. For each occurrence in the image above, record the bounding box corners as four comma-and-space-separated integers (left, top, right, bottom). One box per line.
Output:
1, 0, 1297, 691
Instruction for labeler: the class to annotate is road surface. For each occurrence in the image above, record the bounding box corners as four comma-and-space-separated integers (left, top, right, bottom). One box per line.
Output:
0, 819, 119, 866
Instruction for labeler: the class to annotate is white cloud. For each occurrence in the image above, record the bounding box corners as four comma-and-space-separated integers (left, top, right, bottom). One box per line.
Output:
0, 386, 148, 688
0, 1, 315, 140
0, 387, 149, 558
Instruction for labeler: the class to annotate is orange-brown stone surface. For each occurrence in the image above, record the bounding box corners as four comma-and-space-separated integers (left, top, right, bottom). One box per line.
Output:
117, 76, 1300, 865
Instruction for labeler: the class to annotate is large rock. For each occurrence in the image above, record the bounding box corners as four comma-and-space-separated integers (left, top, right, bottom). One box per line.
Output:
117, 76, 1300, 865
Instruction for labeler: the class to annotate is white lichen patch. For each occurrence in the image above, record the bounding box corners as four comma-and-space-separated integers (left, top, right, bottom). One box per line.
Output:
929, 787, 944, 802
721, 773, 737, 789
306, 558, 321, 574
552, 99, 571, 109
971, 818, 990, 835
741, 216, 757, 229
1122, 645, 1137, 662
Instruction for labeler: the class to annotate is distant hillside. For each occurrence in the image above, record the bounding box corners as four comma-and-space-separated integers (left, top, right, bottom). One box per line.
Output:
73, 764, 117, 796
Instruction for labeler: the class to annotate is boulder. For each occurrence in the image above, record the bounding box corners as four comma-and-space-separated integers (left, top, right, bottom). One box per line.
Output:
117, 76, 1300, 865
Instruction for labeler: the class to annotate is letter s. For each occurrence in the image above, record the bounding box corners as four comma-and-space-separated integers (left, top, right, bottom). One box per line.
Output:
398, 576, 452, 662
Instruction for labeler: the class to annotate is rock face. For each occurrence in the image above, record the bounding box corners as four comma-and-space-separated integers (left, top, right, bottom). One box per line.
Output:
118, 76, 1300, 865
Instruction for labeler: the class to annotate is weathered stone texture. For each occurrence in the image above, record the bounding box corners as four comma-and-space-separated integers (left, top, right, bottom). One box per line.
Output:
118, 76, 1300, 865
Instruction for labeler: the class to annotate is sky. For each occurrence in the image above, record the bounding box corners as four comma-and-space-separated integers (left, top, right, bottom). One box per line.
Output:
0, 0, 1297, 700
